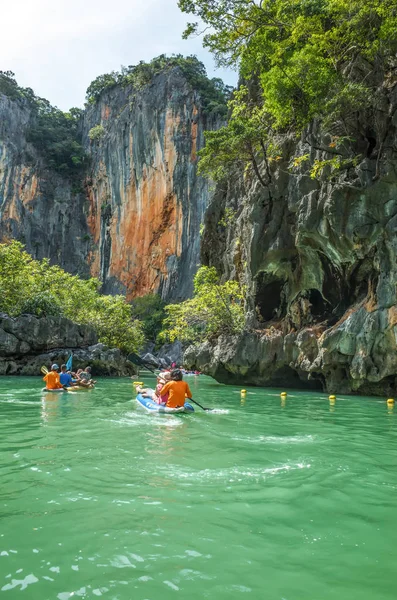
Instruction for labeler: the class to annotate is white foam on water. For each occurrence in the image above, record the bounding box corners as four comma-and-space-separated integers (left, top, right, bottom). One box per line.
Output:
161, 462, 311, 484
108, 413, 183, 429
230, 584, 252, 593
129, 553, 144, 562
232, 434, 315, 445
164, 580, 179, 591
110, 555, 136, 568
1, 573, 38, 591
185, 550, 202, 557
0, 399, 39, 405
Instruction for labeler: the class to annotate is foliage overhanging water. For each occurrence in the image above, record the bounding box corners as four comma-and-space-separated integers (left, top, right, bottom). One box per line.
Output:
0, 376, 396, 599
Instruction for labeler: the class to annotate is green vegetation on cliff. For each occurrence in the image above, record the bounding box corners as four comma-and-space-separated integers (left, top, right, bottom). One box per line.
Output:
159, 266, 245, 343
0, 71, 86, 176
86, 54, 232, 117
179, 0, 397, 181
131, 294, 166, 343
0, 241, 144, 354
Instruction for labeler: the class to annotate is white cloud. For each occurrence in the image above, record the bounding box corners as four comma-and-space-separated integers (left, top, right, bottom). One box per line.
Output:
1, 0, 237, 109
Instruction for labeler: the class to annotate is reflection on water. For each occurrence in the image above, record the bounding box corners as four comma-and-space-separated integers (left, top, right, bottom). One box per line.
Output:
0, 376, 396, 600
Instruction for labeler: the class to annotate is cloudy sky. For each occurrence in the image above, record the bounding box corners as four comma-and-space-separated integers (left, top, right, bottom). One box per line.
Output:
2, 0, 237, 110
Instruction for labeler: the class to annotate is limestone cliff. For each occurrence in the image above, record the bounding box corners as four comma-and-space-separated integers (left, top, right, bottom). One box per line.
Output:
190, 95, 397, 396
0, 94, 91, 277
82, 69, 217, 300
0, 68, 217, 301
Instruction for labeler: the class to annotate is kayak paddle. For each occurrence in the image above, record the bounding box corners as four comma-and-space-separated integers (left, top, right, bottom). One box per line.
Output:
189, 398, 212, 412
127, 352, 159, 373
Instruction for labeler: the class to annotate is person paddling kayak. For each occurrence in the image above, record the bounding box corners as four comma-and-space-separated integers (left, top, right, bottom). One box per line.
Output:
159, 369, 193, 408
43, 364, 65, 390
59, 364, 77, 388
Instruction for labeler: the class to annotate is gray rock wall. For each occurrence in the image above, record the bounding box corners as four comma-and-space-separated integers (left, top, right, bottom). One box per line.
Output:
0, 313, 135, 376
195, 93, 397, 395
0, 95, 91, 277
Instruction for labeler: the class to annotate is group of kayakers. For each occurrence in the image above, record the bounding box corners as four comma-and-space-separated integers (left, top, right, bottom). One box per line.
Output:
136, 368, 193, 409
170, 362, 201, 376
43, 363, 96, 390
42, 362, 194, 409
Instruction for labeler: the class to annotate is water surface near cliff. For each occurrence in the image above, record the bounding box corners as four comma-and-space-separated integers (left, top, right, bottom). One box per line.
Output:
0, 376, 396, 599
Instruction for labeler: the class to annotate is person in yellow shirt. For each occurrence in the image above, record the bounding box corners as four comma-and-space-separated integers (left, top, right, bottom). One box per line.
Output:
43, 364, 65, 390
159, 369, 192, 409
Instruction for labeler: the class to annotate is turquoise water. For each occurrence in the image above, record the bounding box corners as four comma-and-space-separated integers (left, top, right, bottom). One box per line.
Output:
0, 375, 396, 599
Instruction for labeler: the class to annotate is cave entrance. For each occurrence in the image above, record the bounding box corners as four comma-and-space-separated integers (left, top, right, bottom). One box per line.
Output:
255, 273, 285, 323
308, 289, 327, 318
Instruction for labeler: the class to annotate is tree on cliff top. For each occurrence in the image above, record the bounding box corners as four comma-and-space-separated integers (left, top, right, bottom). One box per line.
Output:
85, 54, 233, 117
0, 241, 144, 355
0, 71, 86, 177
179, 0, 397, 182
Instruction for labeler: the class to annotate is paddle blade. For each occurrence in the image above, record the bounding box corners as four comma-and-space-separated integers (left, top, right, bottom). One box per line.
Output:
66, 354, 73, 371
41, 365, 48, 375
190, 398, 211, 411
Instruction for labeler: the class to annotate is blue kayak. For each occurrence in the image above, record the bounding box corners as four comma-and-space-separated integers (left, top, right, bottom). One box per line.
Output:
136, 393, 195, 414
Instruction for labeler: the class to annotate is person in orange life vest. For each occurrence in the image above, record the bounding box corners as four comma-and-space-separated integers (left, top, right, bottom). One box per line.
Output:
43, 364, 65, 390
159, 369, 192, 409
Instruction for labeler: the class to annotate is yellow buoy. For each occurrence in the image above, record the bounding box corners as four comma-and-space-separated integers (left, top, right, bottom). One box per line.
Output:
387, 398, 394, 405
281, 392, 287, 397
241, 389, 247, 394
329, 395, 336, 401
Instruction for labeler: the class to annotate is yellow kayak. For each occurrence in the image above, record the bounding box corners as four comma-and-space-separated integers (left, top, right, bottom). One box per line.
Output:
68, 385, 94, 391
41, 385, 94, 393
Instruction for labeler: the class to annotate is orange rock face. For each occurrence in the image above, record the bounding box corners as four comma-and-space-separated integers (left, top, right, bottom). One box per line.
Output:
84, 71, 216, 300
87, 114, 183, 299
0, 69, 220, 301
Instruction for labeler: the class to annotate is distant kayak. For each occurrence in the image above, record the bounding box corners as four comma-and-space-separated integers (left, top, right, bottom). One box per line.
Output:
41, 385, 94, 393
68, 386, 94, 392
136, 393, 194, 414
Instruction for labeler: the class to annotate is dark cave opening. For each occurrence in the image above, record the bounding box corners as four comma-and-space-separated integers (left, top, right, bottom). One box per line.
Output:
348, 257, 377, 306
366, 136, 377, 158
255, 273, 285, 323
308, 288, 327, 317
320, 257, 342, 308
365, 128, 377, 158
